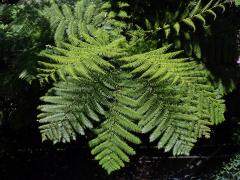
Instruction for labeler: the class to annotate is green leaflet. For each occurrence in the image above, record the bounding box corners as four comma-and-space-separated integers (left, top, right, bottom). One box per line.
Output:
182, 18, 196, 32
38, 46, 114, 81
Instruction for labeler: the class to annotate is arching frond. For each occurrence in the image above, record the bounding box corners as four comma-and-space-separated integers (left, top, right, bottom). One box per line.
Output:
121, 45, 225, 155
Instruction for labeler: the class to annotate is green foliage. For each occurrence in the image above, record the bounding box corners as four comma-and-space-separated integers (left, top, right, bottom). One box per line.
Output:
144, 0, 226, 58
0, 1, 50, 83
2, 0, 237, 175
37, 0, 128, 83
153, 0, 225, 34
41, 0, 128, 44
38, 76, 110, 143
38, 0, 142, 173
89, 74, 142, 174
35, 0, 227, 174
235, 0, 240, 7
121, 44, 225, 155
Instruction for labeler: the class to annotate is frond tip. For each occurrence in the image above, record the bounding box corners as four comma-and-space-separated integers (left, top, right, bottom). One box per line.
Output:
89, 77, 142, 174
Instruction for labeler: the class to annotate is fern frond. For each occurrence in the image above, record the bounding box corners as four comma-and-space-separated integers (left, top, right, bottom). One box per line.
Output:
89, 75, 142, 174
42, 0, 127, 44
144, 0, 226, 58
122, 45, 225, 155
37, 76, 112, 143
37, 46, 114, 82
138, 80, 224, 155
154, 0, 225, 35
38, 0, 128, 83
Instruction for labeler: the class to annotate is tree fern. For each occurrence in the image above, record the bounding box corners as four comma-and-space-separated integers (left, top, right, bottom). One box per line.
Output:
37, 0, 142, 173
39, 70, 143, 173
